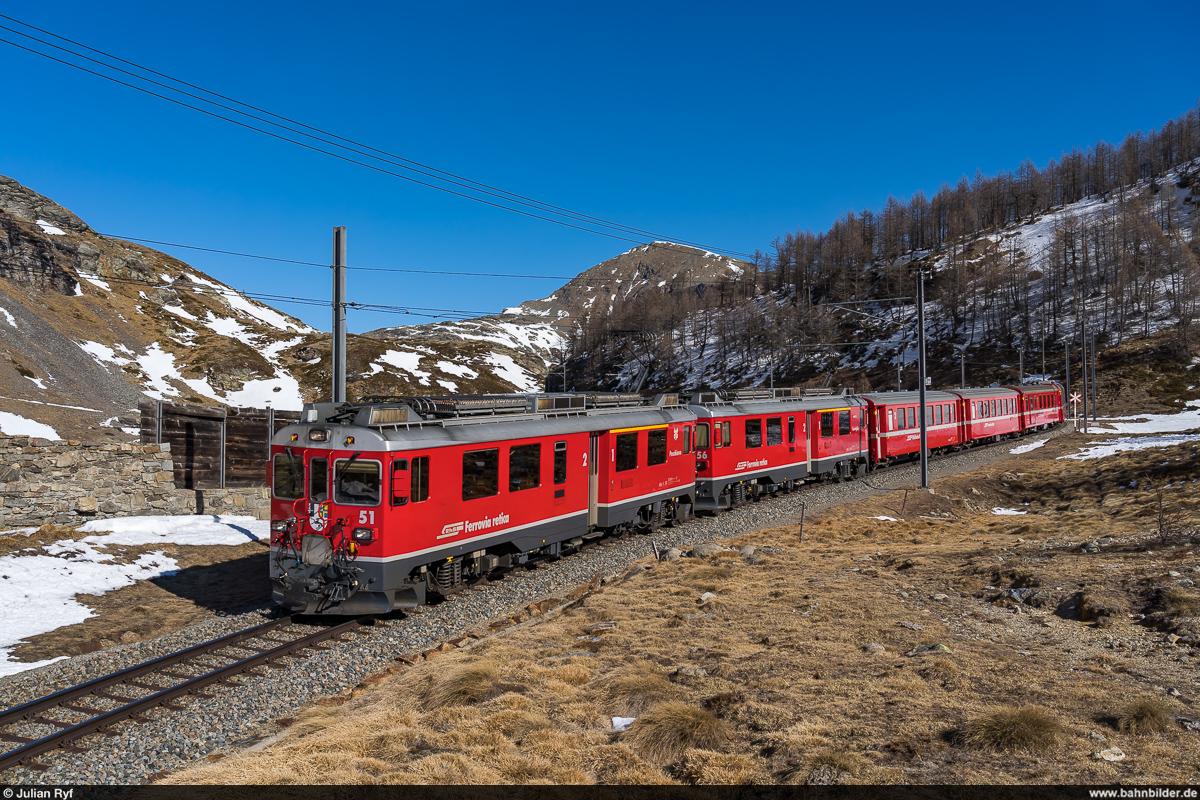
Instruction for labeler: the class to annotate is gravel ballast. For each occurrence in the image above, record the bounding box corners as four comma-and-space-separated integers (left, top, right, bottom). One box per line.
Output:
0, 432, 1059, 784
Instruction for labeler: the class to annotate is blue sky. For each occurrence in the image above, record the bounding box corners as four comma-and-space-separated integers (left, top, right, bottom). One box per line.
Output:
2, 1, 1198, 333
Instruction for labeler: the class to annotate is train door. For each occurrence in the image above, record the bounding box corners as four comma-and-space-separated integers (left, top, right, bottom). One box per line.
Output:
588, 432, 600, 527
387, 455, 416, 544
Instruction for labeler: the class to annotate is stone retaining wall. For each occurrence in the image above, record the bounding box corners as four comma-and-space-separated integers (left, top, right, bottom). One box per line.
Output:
0, 434, 271, 528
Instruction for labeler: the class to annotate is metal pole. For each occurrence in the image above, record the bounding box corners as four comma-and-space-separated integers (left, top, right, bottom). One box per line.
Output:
961, 349, 966, 388
1080, 330, 1089, 433
1019, 350, 1024, 385
897, 345, 902, 391
917, 271, 929, 489
332, 226, 347, 403
1090, 330, 1098, 421
1064, 340, 1070, 409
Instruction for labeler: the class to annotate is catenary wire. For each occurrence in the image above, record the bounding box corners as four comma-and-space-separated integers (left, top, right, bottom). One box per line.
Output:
104, 234, 575, 279
0, 15, 755, 257
0, 22, 755, 260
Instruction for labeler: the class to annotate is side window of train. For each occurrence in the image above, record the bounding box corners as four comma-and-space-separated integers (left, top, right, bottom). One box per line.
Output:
272, 453, 303, 500
553, 441, 568, 485
820, 412, 833, 437
412, 456, 429, 502
334, 459, 381, 506
925, 406, 933, 426
838, 410, 851, 435
309, 458, 328, 503
647, 428, 668, 466
722, 422, 731, 448
860, 408, 866, 428
462, 448, 500, 501
935, 405, 943, 425
682, 426, 692, 455
766, 417, 782, 446
745, 419, 763, 448
509, 443, 541, 492
390, 459, 409, 506
615, 432, 638, 472
695, 423, 710, 449
787, 416, 796, 444
888, 409, 894, 430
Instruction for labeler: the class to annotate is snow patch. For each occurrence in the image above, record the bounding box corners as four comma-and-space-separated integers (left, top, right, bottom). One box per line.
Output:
35, 219, 65, 235
436, 360, 478, 379
1060, 434, 1200, 461
0, 411, 59, 439
1010, 439, 1047, 454
162, 304, 198, 322
0, 308, 15, 328
992, 507, 1028, 516
485, 352, 538, 392
378, 351, 432, 386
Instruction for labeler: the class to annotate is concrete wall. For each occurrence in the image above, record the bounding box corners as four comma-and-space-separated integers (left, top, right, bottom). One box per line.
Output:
0, 434, 271, 528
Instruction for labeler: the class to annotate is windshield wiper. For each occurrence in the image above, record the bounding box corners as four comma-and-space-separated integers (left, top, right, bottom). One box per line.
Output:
335, 451, 362, 487
284, 446, 304, 497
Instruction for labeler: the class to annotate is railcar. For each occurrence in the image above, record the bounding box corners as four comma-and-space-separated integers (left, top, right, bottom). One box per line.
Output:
688, 389, 866, 511
860, 390, 963, 464
1011, 382, 1065, 431
268, 393, 695, 614
951, 387, 1022, 442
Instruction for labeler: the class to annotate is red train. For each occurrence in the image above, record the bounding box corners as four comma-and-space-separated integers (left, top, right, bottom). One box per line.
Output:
268, 383, 1063, 614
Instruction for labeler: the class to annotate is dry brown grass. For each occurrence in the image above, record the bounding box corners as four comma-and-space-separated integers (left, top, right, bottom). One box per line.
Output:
961, 707, 1062, 752
600, 666, 684, 715
1158, 587, 1200, 618
621, 701, 730, 763
420, 661, 500, 710
1117, 697, 1174, 735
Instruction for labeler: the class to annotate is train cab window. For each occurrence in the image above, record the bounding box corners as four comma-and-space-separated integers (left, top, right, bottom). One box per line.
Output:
767, 417, 783, 446
820, 412, 833, 437
860, 408, 866, 428
839, 410, 851, 435
553, 442, 568, 484
462, 448, 500, 500
722, 422, 731, 448
682, 426, 692, 455
787, 416, 796, 444
615, 432, 638, 472
745, 419, 763, 448
309, 458, 328, 503
334, 459, 381, 506
412, 456, 429, 502
935, 405, 943, 425
509, 444, 541, 492
272, 453, 304, 500
390, 459, 409, 506
647, 428, 668, 466
695, 423, 710, 449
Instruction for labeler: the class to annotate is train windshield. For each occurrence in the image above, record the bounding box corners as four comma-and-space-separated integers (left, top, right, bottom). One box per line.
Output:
334, 459, 381, 506
272, 453, 303, 499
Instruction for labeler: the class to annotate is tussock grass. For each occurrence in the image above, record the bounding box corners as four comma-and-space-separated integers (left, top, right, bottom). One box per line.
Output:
601, 667, 684, 715
679, 749, 768, 784
962, 707, 1062, 751
1118, 698, 1174, 735
919, 659, 963, 690
622, 701, 730, 763
420, 661, 500, 710
808, 748, 868, 776
1159, 588, 1200, 618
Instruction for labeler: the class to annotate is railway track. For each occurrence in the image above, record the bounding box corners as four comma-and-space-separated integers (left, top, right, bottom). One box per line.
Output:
0, 616, 371, 773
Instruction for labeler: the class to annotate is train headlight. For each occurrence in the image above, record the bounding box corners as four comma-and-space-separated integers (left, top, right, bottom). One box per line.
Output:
352, 527, 376, 544
697, 460, 708, 472
308, 429, 329, 442
270, 519, 290, 532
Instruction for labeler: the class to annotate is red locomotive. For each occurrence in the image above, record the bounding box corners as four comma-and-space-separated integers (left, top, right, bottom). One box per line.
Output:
269, 382, 1064, 614
269, 393, 694, 614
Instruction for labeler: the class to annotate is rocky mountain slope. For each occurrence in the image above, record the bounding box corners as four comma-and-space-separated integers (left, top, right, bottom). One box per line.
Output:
1, 176, 749, 440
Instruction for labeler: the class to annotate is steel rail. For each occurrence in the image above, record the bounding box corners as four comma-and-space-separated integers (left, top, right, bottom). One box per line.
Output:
0, 618, 369, 773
